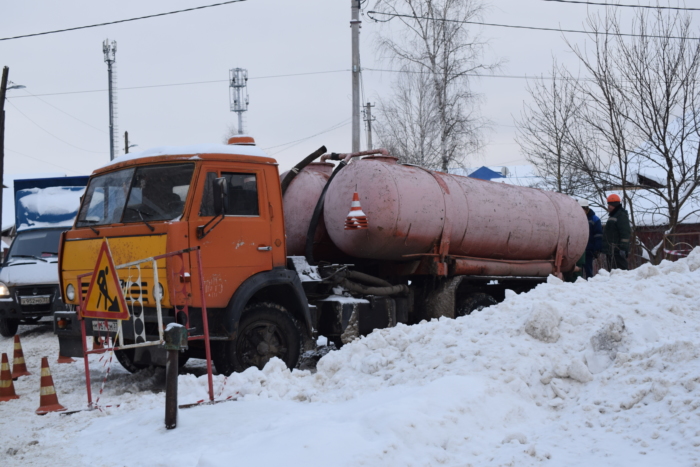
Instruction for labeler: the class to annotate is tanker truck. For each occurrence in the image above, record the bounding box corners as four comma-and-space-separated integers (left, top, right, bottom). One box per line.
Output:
54, 137, 587, 374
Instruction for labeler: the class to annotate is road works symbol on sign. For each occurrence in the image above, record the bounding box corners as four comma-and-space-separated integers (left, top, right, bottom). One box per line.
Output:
82, 241, 129, 320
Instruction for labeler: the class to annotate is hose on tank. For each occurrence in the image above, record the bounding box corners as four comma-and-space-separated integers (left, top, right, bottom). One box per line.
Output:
320, 267, 409, 296
343, 270, 392, 287
304, 154, 346, 265
339, 279, 409, 296
280, 145, 327, 195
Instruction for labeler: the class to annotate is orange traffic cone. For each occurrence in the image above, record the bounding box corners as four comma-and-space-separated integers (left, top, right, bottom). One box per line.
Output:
36, 357, 66, 415
344, 192, 369, 230
57, 351, 75, 364
0, 353, 19, 402
11, 335, 31, 380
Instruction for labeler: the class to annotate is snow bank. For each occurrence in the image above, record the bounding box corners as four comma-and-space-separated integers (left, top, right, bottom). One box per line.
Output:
2, 251, 700, 466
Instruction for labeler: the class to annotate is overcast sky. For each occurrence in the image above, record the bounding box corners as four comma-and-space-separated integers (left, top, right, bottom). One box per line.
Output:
0, 0, 650, 177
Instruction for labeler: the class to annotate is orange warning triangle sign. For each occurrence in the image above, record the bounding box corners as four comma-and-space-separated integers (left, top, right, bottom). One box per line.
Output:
81, 241, 129, 320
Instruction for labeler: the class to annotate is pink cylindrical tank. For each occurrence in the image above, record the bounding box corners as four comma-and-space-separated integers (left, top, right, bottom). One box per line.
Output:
322, 155, 588, 271
281, 162, 345, 259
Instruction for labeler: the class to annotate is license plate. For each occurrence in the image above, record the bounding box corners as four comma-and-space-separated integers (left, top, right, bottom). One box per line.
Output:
20, 295, 51, 305
92, 321, 118, 332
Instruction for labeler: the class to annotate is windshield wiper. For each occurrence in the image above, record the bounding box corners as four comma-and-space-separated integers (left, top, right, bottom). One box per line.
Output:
79, 220, 101, 234
126, 207, 155, 232
11, 255, 47, 262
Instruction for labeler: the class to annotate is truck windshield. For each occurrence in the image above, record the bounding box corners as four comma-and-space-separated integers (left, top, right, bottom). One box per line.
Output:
6, 229, 63, 262
76, 163, 195, 227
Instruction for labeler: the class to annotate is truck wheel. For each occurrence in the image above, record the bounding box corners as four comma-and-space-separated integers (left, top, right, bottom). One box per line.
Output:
456, 293, 497, 317
0, 318, 19, 337
214, 302, 302, 376
115, 348, 154, 374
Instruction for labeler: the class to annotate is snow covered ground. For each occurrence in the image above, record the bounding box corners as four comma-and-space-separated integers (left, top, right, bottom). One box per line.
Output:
2, 252, 700, 466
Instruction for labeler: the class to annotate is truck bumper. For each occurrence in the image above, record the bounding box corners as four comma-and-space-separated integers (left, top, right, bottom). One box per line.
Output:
53, 308, 174, 365
54, 311, 85, 357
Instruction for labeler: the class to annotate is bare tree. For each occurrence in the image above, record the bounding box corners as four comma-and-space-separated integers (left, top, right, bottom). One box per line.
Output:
375, 67, 443, 167
518, 7, 700, 264
571, 8, 700, 263
516, 62, 590, 196
373, 0, 499, 171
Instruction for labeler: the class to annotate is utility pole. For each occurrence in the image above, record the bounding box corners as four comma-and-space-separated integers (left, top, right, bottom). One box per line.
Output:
124, 131, 129, 154
103, 39, 118, 160
363, 102, 375, 150
351, 0, 361, 152
0, 67, 8, 243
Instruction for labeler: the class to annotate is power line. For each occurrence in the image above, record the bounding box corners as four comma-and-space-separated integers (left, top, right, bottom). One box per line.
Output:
0, 0, 247, 42
264, 119, 351, 155
20, 89, 107, 134
5, 99, 107, 154
7, 70, 350, 99
4, 148, 82, 175
364, 67, 590, 81
366, 10, 700, 40
543, 0, 700, 11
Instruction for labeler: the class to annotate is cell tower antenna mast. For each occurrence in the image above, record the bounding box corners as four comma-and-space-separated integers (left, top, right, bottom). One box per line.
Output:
229, 68, 249, 135
103, 39, 119, 160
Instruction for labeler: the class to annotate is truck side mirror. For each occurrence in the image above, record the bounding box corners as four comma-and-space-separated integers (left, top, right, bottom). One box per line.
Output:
212, 177, 229, 216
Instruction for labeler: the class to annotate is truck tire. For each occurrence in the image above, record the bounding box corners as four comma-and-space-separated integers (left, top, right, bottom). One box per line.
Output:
115, 348, 154, 374
455, 293, 497, 317
214, 302, 302, 376
0, 318, 19, 337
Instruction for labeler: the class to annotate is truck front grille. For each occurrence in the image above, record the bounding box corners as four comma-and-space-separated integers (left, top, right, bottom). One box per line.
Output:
80, 281, 151, 304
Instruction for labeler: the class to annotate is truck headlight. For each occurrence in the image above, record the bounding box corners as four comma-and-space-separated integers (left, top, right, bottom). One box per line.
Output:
153, 283, 164, 302
66, 283, 75, 301
0, 282, 9, 298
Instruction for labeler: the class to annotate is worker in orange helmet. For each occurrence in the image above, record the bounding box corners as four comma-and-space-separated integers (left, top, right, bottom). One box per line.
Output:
603, 194, 632, 270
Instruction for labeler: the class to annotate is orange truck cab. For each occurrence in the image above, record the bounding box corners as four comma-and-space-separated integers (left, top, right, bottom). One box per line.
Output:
55, 139, 323, 374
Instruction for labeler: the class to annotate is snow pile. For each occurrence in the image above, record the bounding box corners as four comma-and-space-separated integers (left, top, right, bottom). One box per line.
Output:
2, 251, 700, 466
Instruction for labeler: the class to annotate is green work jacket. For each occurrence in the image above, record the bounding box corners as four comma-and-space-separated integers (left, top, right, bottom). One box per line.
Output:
603, 205, 632, 254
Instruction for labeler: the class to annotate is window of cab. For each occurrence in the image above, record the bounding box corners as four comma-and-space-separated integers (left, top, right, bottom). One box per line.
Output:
76, 163, 195, 227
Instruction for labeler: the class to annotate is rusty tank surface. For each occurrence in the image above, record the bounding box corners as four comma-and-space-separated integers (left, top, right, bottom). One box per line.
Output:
281, 162, 345, 260
321, 155, 588, 273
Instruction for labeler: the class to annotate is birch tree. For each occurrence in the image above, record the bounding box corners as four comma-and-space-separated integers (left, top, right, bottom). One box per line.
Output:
372, 0, 498, 171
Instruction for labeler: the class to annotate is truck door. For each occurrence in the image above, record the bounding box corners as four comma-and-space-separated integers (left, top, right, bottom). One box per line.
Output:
189, 165, 273, 308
